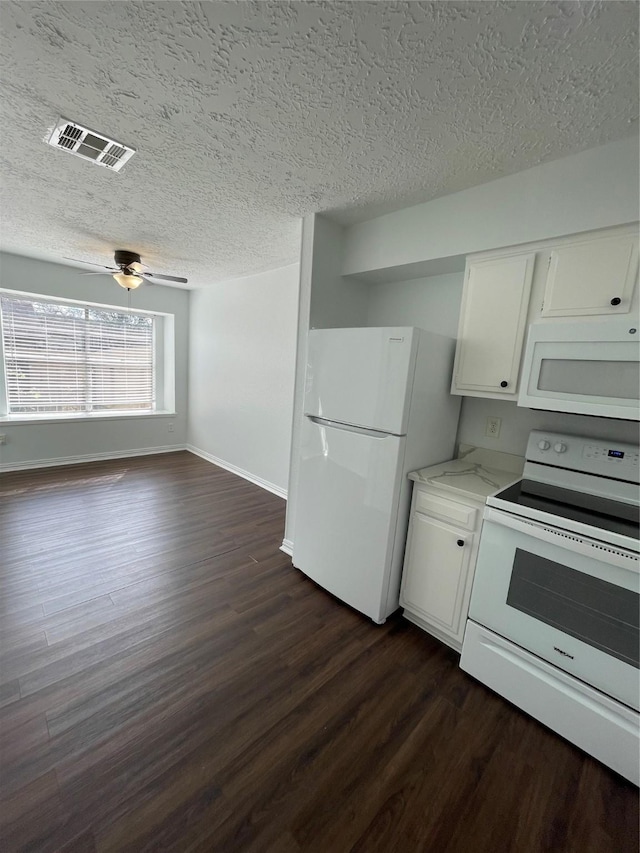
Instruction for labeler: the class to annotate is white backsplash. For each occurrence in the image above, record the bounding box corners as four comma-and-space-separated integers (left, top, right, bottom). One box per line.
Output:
456, 396, 639, 458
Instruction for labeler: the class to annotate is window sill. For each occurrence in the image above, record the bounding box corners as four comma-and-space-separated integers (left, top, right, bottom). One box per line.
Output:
0, 411, 177, 426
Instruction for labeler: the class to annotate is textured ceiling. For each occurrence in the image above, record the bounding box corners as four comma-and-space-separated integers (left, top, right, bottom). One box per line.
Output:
0, 1, 638, 288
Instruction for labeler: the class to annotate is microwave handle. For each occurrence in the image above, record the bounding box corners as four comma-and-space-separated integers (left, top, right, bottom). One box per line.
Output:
483, 507, 639, 574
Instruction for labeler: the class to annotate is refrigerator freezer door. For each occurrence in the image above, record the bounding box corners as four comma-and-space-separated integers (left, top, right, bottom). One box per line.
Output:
304, 327, 417, 435
293, 416, 405, 622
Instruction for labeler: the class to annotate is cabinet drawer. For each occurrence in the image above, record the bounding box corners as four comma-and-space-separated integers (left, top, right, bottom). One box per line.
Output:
414, 490, 478, 531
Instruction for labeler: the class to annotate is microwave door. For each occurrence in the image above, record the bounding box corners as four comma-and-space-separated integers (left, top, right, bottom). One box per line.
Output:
518, 323, 640, 419
536, 356, 638, 401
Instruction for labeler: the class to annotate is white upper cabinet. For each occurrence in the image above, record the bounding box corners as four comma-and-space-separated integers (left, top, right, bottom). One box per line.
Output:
541, 231, 638, 318
452, 253, 535, 399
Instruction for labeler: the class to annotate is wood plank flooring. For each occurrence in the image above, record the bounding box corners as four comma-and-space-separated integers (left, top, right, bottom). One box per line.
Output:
0, 451, 637, 852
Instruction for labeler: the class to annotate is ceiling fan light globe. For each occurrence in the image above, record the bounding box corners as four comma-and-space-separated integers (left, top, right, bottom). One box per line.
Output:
113, 271, 143, 289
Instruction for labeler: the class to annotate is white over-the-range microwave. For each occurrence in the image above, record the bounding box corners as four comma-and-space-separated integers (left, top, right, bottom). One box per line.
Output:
518, 318, 639, 420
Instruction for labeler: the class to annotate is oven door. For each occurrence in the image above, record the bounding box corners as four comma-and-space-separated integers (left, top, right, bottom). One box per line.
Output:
469, 507, 639, 710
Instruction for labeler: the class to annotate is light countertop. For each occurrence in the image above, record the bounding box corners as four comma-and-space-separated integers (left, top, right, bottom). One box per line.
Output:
409, 445, 524, 502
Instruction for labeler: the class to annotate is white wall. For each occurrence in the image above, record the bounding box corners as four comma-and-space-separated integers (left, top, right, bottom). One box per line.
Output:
283, 217, 315, 548
344, 136, 640, 278
187, 263, 299, 497
309, 215, 369, 330
307, 215, 369, 329
0, 252, 189, 470
365, 272, 464, 338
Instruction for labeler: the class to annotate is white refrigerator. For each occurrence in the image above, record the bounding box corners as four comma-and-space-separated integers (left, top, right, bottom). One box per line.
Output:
292, 326, 461, 623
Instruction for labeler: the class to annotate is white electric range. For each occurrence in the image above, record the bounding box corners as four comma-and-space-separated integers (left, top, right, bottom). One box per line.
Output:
460, 429, 639, 784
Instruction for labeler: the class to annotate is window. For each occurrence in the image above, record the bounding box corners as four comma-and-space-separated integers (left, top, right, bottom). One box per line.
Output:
0, 294, 156, 415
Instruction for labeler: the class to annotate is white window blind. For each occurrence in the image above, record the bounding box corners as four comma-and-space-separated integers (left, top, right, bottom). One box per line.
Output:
0, 295, 155, 415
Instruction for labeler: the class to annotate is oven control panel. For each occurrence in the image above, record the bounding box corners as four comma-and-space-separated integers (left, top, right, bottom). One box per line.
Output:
526, 430, 640, 481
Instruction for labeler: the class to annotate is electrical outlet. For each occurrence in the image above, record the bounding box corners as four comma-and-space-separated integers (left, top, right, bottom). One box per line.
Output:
485, 417, 501, 439
168, 422, 174, 433
0, 434, 6, 445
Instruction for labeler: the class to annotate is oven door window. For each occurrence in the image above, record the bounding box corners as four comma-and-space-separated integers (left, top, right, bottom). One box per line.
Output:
507, 548, 639, 669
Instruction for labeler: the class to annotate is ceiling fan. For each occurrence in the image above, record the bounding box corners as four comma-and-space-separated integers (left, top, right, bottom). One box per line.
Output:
65, 250, 188, 289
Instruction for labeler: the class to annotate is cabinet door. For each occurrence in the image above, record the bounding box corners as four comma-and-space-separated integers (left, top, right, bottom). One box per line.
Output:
542, 233, 638, 317
452, 253, 535, 396
400, 513, 473, 637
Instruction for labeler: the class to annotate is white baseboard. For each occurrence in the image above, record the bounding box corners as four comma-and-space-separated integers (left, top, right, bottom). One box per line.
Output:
0, 444, 187, 473
186, 444, 287, 500
280, 538, 294, 556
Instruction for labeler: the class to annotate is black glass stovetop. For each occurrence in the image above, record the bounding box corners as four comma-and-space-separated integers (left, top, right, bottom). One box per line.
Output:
493, 479, 640, 541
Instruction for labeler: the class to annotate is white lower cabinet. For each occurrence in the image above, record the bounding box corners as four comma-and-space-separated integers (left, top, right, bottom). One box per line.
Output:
400, 486, 482, 652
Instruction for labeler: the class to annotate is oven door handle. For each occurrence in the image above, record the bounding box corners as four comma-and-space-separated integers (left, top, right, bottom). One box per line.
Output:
483, 507, 639, 574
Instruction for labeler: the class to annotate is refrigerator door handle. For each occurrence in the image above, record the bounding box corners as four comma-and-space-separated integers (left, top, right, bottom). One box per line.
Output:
306, 415, 398, 439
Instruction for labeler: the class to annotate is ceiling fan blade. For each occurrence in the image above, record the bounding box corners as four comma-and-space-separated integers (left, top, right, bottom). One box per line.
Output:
64, 257, 115, 270
143, 272, 188, 284
79, 271, 112, 276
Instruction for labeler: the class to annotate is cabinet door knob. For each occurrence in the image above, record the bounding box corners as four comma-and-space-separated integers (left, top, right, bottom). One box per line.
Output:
457, 539, 464, 547
500, 380, 508, 388
611, 297, 621, 306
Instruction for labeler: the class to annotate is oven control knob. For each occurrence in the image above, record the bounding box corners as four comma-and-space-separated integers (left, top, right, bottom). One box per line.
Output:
554, 442, 567, 453
537, 440, 550, 451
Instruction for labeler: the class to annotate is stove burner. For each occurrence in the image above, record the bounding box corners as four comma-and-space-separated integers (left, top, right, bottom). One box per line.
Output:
492, 479, 639, 540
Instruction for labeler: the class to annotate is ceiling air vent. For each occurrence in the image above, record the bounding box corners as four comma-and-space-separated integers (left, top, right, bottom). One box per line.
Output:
46, 118, 135, 172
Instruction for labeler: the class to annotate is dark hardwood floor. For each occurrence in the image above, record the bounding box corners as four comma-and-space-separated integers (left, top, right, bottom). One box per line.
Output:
0, 451, 637, 852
